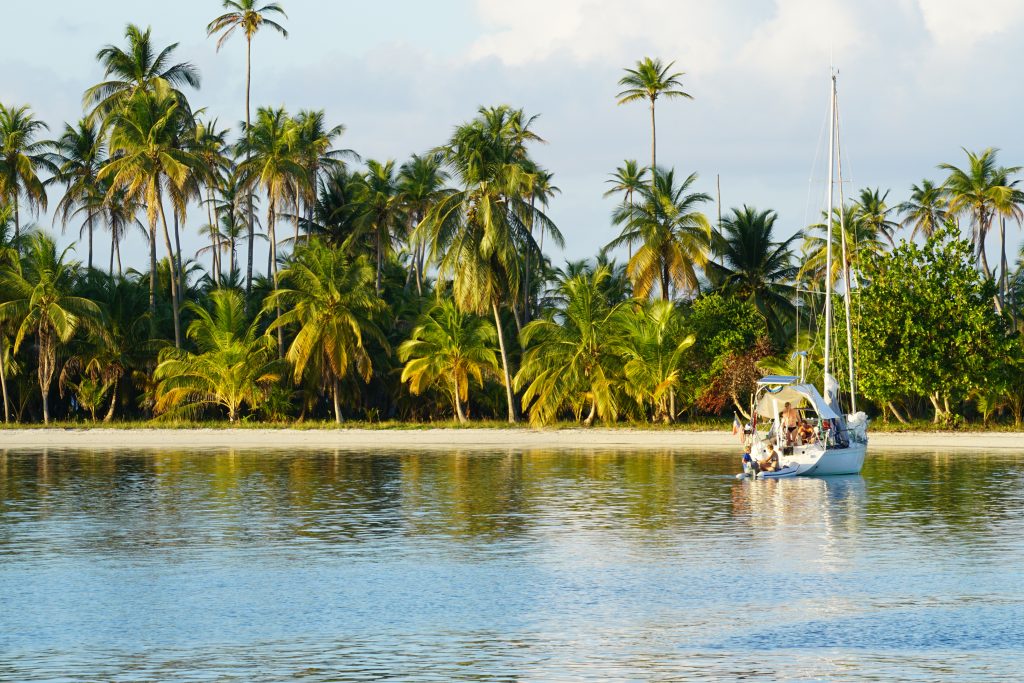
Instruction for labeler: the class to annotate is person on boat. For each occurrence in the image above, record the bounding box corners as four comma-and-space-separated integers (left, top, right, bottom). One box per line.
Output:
758, 444, 780, 472
798, 420, 816, 445
781, 402, 799, 445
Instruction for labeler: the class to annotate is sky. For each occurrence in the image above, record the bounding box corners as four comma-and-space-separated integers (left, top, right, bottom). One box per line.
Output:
3, 0, 1024, 273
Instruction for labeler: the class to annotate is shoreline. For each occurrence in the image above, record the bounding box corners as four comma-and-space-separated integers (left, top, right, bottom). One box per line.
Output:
1, 428, 1022, 451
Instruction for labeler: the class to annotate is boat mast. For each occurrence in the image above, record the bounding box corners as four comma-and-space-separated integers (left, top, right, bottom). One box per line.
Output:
833, 76, 857, 414
823, 72, 836, 386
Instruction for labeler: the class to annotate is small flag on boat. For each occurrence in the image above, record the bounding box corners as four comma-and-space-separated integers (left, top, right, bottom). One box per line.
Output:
732, 413, 741, 437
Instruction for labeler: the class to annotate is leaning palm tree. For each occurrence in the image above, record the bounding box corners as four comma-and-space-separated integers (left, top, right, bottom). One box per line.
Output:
207, 0, 288, 295
515, 265, 626, 426
100, 81, 202, 347
398, 299, 499, 423
0, 233, 101, 423
265, 239, 386, 423
153, 289, 280, 421
51, 118, 108, 270
898, 179, 947, 241
616, 57, 692, 172
608, 167, 712, 301
707, 205, 800, 343
939, 147, 1021, 277
0, 104, 53, 239
84, 23, 201, 124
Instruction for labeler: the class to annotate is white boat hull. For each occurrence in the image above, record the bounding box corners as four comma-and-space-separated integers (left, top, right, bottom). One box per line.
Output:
750, 440, 867, 476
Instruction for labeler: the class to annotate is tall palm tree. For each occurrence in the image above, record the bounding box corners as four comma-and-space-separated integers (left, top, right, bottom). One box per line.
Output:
84, 23, 201, 124
940, 147, 1021, 277
616, 57, 692, 172
0, 233, 101, 423
398, 299, 499, 423
856, 187, 899, 247
898, 179, 947, 241
398, 153, 449, 295
418, 105, 562, 422
0, 104, 53, 239
799, 204, 887, 293
608, 167, 711, 301
293, 109, 355, 243
708, 205, 800, 342
207, 0, 288, 296
101, 184, 144, 275
265, 239, 386, 423
191, 117, 231, 282
604, 159, 648, 258
100, 81, 202, 347
153, 289, 280, 421
237, 106, 306, 353
515, 265, 625, 426
52, 118, 107, 271
358, 159, 402, 294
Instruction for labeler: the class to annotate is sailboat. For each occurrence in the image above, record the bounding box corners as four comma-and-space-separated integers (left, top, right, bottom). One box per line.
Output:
742, 71, 868, 478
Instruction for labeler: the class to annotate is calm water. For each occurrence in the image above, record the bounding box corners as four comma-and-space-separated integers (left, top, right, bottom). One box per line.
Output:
1, 447, 1023, 682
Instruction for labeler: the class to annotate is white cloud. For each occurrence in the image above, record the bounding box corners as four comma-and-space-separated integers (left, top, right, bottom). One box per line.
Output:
917, 0, 1024, 49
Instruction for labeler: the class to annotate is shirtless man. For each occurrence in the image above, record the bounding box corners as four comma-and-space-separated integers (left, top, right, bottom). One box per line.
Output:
781, 402, 799, 446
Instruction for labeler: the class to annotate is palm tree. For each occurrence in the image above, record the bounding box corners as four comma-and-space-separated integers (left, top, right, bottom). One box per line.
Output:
398, 153, 448, 295
898, 179, 947, 241
153, 289, 280, 421
799, 203, 887, 292
0, 205, 20, 421
100, 81, 202, 347
207, 0, 288, 296
939, 147, 1021, 277
418, 105, 562, 422
615, 300, 694, 422
265, 239, 386, 423
0, 104, 53, 239
237, 107, 306, 353
856, 187, 899, 247
191, 118, 231, 283
515, 264, 625, 426
84, 23, 201, 124
616, 57, 692, 173
101, 185, 144, 275
293, 109, 355, 243
707, 205, 800, 342
0, 233, 101, 423
398, 299, 499, 423
608, 167, 712, 301
51, 118, 108, 271
358, 159, 402, 294
604, 159, 648, 258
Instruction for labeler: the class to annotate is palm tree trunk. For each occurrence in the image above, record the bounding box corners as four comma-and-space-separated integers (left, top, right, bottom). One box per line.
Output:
1000, 217, 1008, 307
104, 382, 117, 422
158, 201, 183, 349
649, 98, 657, 174
333, 376, 343, 424
13, 200, 19, 240
173, 211, 185, 310
207, 186, 219, 283
116, 238, 123, 276
109, 227, 115, 275
0, 337, 9, 423
375, 229, 383, 294
268, 202, 283, 357
453, 382, 467, 424
38, 330, 53, 425
661, 261, 670, 301
492, 301, 518, 423
583, 398, 597, 426
244, 36, 255, 296
87, 213, 94, 271
148, 220, 157, 327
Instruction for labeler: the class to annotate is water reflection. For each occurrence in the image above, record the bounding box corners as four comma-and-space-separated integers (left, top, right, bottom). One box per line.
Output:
1, 447, 1023, 681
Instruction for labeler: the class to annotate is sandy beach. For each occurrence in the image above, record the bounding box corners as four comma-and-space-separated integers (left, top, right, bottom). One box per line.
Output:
1, 428, 1022, 451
